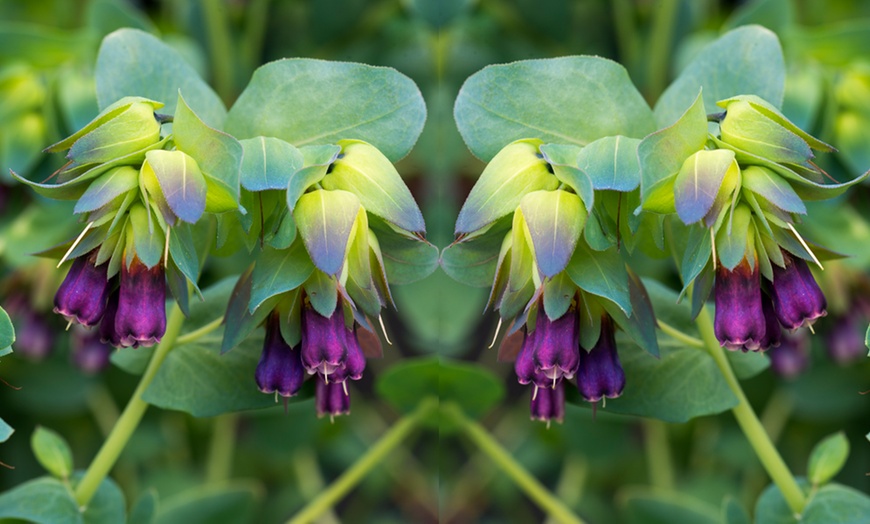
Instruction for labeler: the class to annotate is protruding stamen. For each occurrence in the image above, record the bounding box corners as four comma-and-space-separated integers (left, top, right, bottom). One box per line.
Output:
342, 381, 348, 396
57, 221, 94, 268
378, 315, 392, 345
602, 397, 607, 409
66, 320, 73, 331
164, 226, 171, 269
488, 318, 503, 349
807, 323, 815, 334
787, 223, 823, 270
710, 228, 718, 271
532, 385, 539, 401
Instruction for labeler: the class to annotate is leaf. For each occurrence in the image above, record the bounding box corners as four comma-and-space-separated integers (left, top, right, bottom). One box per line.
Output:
223, 267, 280, 353
454, 56, 656, 161
742, 165, 806, 214
754, 481, 806, 524
520, 189, 586, 278
129, 490, 158, 524
0, 418, 12, 443
249, 241, 314, 312
674, 149, 737, 224
639, 92, 708, 213
167, 223, 201, 296
226, 59, 426, 161
321, 139, 425, 233
286, 165, 328, 212
566, 242, 631, 315
721, 497, 751, 524
173, 94, 243, 213
0, 477, 80, 524
440, 217, 512, 287
602, 272, 659, 357
369, 217, 439, 285
128, 203, 164, 268
808, 432, 850, 486
31, 427, 73, 479
0, 306, 15, 353
96, 29, 226, 127
802, 484, 870, 524
455, 139, 558, 235
75, 474, 126, 524
145, 150, 207, 223
715, 205, 754, 270
303, 269, 338, 318
577, 135, 642, 191
294, 189, 360, 276
543, 272, 576, 321
155, 482, 260, 524
74, 166, 139, 214
621, 488, 720, 524
239, 136, 304, 192
654, 25, 785, 127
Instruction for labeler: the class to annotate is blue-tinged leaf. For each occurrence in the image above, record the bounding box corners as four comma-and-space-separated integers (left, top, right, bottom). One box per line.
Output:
551, 165, 594, 211
742, 165, 806, 214
74, 166, 138, 214
145, 150, 207, 223
0, 418, 12, 443
239, 136, 304, 191
520, 189, 586, 278
577, 135, 642, 191
0, 477, 80, 524
304, 269, 338, 317
294, 189, 360, 276
674, 149, 736, 224
716, 205, 754, 270
543, 272, 576, 321
286, 165, 328, 212
96, 29, 226, 127
128, 204, 164, 268
680, 225, 713, 296
299, 144, 341, 166
226, 59, 426, 161
249, 241, 314, 312
168, 223, 201, 296
802, 484, 870, 524
566, 242, 631, 315
222, 266, 280, 353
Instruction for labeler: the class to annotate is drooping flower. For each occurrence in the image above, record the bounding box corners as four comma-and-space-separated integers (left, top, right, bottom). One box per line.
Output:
316, 375, 350, 419
53, 251, 110, 327
515, 309, 579, 389
769, 252, 827, 330
714, 260, 768, 351
576, 315, 625, 403
300, 304, 348, 380
255, 312, 305, 397
530, 379, 565, 424
329, 326, 366, 384
113, 257, 166, 348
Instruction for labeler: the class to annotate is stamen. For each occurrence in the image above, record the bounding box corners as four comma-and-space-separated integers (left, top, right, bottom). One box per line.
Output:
342, 381, 348, 396
787, 223, 823, 270
532, 385, 539, 401
378, 315, 392, 345
602, 397, 607, 409
323, 370, 328, 385
710, 228, 718, 271
274, 391, 279, 403
487, 318, 503, 349
546, 420, 551, 430
57, 221, 94, 268
807, 324, 815, 335
330, 415, 335, 424
164, 226, 171, 269
66, 320, 73, 331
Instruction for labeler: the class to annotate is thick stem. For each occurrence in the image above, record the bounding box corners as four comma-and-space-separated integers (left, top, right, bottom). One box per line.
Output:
644, 419, 675, 490
286, 398, 436, 524
74, 304, 186, 507
446, 404, 585, 524
695, 307, 806, 515
205, 413, 238, 484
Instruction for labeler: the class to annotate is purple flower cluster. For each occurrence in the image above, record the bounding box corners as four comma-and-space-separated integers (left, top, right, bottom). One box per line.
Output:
714, 252, 826, 352
53, 251, 167, 348
254, 301, 367, 419
514, 308, 625, 424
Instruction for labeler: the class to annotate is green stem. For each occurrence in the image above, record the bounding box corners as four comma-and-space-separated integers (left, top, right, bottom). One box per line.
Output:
74, 304, 186, 507
205, 413, 238, 484
657, 320, 705, 349
203, 0, 235, 103
446, 404, 585, 524
175, 316, 224, 346
646, 0, 679, 101
644, 419, 675, 490
695, 307, 806, 515
286, 398, 436, 524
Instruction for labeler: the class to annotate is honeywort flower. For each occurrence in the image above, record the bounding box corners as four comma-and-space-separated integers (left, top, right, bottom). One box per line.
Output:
769, 252, 827, 330
301, 304, 349, 380
514, 308, 579, 388
53, 250, 110, 327
576, 315, 625, 403
255, 312, 305, 397
530, 380, 565, 425
714, 260, 768, 351
316, 375, 350, 419
113, 257, 166, 348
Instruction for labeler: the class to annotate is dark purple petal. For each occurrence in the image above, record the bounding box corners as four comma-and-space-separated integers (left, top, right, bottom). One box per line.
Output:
316, 375, 350, 418
514, 327, 552, 389
532, 308, 580, 382
770, 253, 827, 330
530, 380, 565, 424
576, 316, 625, 403
714, 260, 766, 351
71, 327, 113, 374
824, 312, 865, 365
757, 294, 782, 351
330, 326, 366, 383
301, 304, 347, 378
99, 291, 121, 347
255, 313, 305, 397
767, 331, 810, 379
115, 258, 166, 348
53, 251, 110, 327
7, 296, 54, 360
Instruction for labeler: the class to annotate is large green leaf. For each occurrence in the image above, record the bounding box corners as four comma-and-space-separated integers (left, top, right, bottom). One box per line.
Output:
577, 135, 642, 191
566, 242, 631, 315
95, 29, 226, 128
293, 189, 360, 276
0, 477, 80, 524
802, 484, 870, 524
238, 136, 304, 192
454, 56, 656, 161
225, 59, 426, 161
249, 241, 314, 312
654, 25, 785, 126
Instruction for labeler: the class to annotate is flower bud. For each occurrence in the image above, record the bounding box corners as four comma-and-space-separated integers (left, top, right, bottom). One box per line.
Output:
769, 253, 826, 330
316, 375, 350, 418
71, 326, 113, 375
530, 380, 565, 424
718, 99, 812, 164
301, 304, 347, 379
576, 316, 625, 403
767, 331, 809, 379
714, 260, 767, 351
63, 99, 162, 165
255, 312, 305, 397
114, 257, 166, 348
54, 251, 110, 327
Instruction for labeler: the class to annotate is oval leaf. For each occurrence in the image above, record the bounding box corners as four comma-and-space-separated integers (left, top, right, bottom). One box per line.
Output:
520, 189, 586, 278
145, 150, 207, 223
742, 165, 806, 215
239, 136, 304, 191
808, 432, 850, 486
74, 166, 139, 214
577, 135, 642, 191
566, 242, 631, 315
30, 427, 72, 479
294, 189, 360, 276
674, 149, 736, 224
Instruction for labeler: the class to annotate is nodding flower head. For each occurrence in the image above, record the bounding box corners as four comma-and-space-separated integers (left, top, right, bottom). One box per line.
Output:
514, 309, 579, 389
714, 259, 768, 351
300, 304, 348, 379
576, 315, 625, 403
769, 252, 827, 331
530, 379, 565, 425
113, 257, 166, 348
316, 375, 351, 419
53, 251, 110, 327
255, 312, 306, 397
329, 326, 366, 384
767, 331, 810, 379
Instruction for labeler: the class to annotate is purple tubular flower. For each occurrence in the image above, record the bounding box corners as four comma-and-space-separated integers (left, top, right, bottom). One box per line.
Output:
767, 331, 810, 379
770, 253, 827, 330
514, 327, 553, 389
530, 380, 565, 424
99, 291, 121, 347
114, 257, 166, 348
71, 327, 113, 374
824, 312, 865, 365
316, 375, 350, 418
255, 313, 306, 397
301, 305, 348, 379
53, 251, 110, 327
757, 294, 782, 351
532, 308, 580, 383
576, 315, 625, 403
330, 327, 366, 384
714, 260, 767, 351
